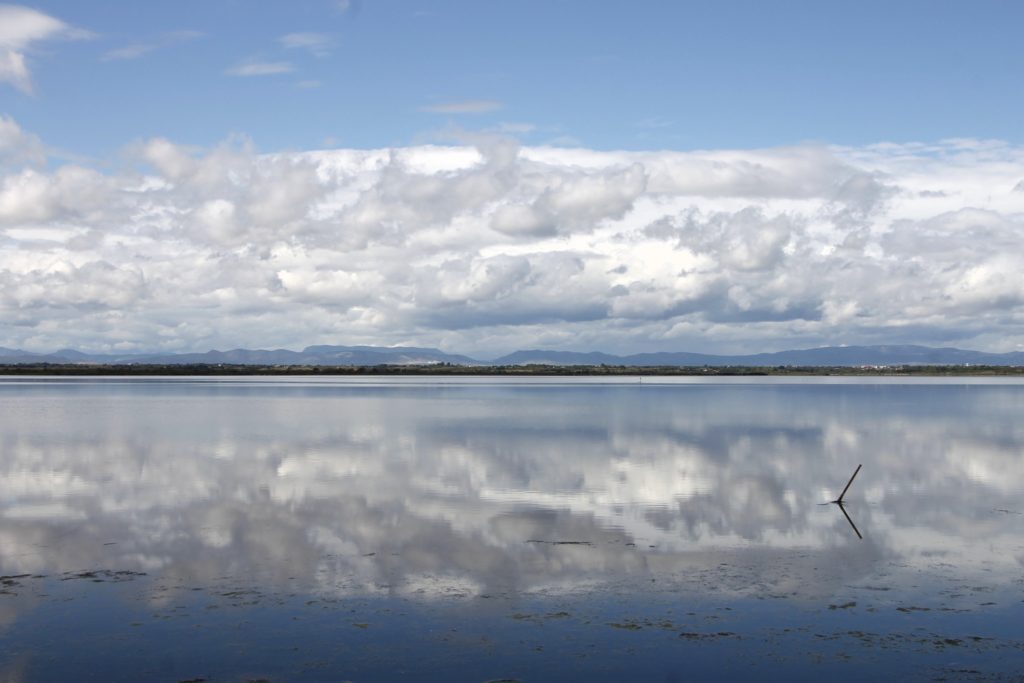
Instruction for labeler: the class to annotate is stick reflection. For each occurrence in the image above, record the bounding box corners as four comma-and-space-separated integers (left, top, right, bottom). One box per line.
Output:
835, 501, 863, 540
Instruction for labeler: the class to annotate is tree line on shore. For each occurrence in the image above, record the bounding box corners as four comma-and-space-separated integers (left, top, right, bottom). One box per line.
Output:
2, 363, 1023, 376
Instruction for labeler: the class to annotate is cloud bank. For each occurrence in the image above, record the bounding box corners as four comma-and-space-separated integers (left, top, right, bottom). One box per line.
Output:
1, 118, 1023, 355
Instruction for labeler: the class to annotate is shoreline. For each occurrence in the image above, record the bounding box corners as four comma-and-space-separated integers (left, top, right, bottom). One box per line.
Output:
2, 362, 1024, 377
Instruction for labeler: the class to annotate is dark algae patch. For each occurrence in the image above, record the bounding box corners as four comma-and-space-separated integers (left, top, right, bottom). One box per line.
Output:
678, 631, 739, 640
607, 621, 644, 630
60, 569, 146, 582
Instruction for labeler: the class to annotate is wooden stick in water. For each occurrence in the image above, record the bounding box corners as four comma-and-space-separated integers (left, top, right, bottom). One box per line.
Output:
835, 464, 862, 504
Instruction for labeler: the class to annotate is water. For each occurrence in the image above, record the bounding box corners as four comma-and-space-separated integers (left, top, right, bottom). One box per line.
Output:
1, 376, 1023, 681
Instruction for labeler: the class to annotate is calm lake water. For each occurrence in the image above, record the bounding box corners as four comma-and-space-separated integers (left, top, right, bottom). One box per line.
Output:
1, 376, 1023, 681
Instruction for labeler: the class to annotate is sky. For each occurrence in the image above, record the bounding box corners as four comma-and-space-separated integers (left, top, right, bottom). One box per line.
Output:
2, 0, 1024, 356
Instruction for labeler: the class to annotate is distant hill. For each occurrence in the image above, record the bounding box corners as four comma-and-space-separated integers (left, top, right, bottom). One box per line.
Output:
493, 350, 626, 366
1, 344, 1023, 367
491, 345, 1024, 367
0, 344, 479, 367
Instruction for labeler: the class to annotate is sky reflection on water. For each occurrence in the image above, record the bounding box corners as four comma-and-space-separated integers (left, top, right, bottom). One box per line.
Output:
2, 378, 1024, 680
2, 378, 1022, 603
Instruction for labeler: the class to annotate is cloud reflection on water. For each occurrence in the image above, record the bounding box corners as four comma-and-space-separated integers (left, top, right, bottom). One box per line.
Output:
1, 379, 1022, 612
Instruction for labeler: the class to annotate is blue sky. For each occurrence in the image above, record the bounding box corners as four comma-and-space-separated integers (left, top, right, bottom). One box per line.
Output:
8, 0, 1024, 157
2, 2, 1024, 356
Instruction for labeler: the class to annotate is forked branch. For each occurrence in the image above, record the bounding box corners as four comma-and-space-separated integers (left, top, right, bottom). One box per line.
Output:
833, 464, 862, 504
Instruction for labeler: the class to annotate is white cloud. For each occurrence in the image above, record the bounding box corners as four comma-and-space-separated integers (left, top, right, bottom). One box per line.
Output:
3, 117, 1024, 355
0, 4, 84, 93
0, 165, 113, 223
1, 259, 145, 310
278, 32, 334, 57
421, 100, 503, 114
490, 162, 646, 237
0, 114, 45, 166
101, 29, 203, 62
137, 137, 197, 179
225, 61, 294, 77
101, 43, 153, 61
495, 122, 536, 135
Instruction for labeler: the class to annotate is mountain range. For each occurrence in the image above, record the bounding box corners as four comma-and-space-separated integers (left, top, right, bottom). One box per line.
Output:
2, 344, 1023, 367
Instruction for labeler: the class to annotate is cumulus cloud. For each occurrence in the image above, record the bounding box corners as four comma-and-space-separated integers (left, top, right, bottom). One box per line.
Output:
0, 4, 85, 93
491, 163, 646, 237
0, 165, 114, 223
0, 259, 145, 311
2, 115, 1024, 355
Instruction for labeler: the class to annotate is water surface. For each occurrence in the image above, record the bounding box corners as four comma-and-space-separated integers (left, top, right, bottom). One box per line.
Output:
1, 376, 1023, 681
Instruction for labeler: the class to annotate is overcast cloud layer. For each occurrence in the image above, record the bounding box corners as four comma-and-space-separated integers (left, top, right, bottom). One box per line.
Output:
2, 115, 1023, 356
